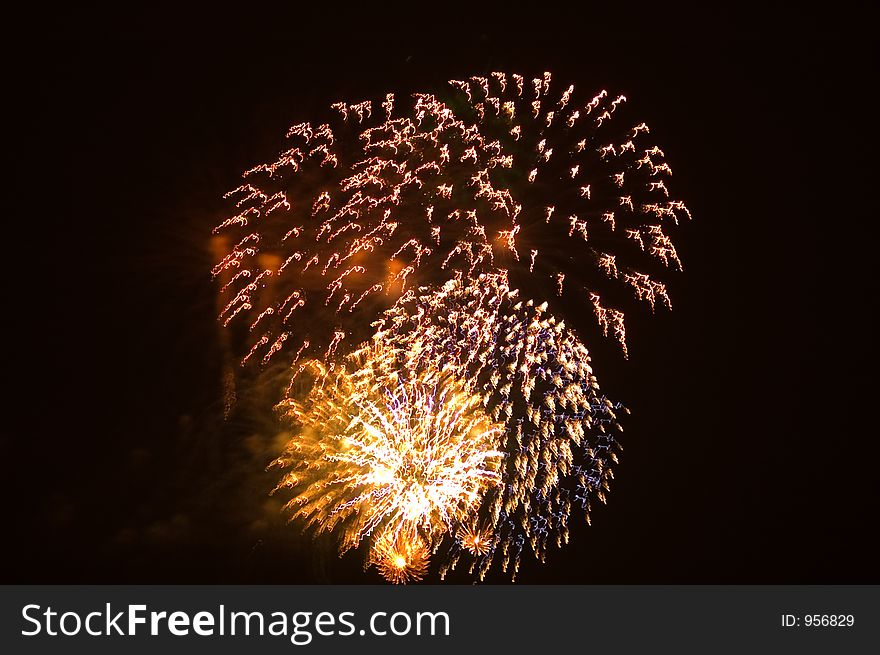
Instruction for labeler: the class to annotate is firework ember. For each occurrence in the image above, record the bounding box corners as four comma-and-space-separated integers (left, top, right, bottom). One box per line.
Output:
214, 71, 691, 582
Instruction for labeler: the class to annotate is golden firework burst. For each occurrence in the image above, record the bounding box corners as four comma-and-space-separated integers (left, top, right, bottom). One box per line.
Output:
370, 531, 431, 584
272, 340, 504, 564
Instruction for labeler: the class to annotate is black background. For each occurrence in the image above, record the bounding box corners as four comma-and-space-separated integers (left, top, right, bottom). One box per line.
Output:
5, 5, 877, 583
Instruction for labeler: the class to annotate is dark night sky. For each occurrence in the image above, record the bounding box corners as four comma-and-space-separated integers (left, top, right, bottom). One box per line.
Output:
4, 6, 877, 584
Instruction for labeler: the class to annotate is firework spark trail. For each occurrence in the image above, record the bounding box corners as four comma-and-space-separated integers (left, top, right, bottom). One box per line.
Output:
214, 71, 691, 581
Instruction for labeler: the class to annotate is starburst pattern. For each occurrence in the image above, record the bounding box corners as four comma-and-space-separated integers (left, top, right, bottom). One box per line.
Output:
370, 531, 431, 584
271, 340, 503, 580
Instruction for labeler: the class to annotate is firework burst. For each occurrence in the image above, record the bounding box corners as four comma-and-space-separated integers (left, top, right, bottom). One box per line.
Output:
370, 531, 431, 584
214, 71, 691, 581
213, 71, 688, 369
271, 340, 503, 580
372, 272, 623, 579
457, 523, 493, 557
